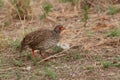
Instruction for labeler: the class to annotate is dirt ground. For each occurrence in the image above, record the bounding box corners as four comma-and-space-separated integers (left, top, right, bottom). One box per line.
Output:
0, 0, 120, 80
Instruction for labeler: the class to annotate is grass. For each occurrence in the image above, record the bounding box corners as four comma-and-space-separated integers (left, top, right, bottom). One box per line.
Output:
116, 56, 120, 61
12, 58, 24, 67
0, 58, 8, 65
35, 69, 41, 76
11, 38, 21, 51
100, 60, 120, 68
29, 76, 36, 80
0, 0, 3, 7
71, 51, 81, 60
43, 2, 53, 14
63, 50, 81, 61
0, 36, 11, 51
0, 71, 14, 79
23, 28, 36, 36
94, 55, 103, 61
16, 70, 23, 80
44, 61, 58, 67
40, 13, 46, 20
107, 28, 120, 37
52, 46, 63, 53
86, 65, 95, 71
4, 21, 11, 27
113, 56, 120, 68
86, 30, 95, 37
108, 6, 120, 15
60, 0, 79, 4
10, 0, 31, 19
101, 61, 113, 68
44, 67, 57, 80
82, 4, 89, 27
26, 53, 33, 60
40, 2, 53, 20
114, 63, 120, 68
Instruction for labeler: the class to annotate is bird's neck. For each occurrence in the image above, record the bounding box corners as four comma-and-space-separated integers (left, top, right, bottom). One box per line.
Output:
51, 30, 60, 38
53, 30, 60, 35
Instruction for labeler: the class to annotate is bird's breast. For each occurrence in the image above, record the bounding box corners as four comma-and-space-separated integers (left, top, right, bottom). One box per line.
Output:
43, 39, 59, 49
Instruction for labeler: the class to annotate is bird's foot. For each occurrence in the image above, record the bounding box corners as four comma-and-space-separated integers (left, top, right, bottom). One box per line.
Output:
32, 50, 36, 57
40, 53, 49, 61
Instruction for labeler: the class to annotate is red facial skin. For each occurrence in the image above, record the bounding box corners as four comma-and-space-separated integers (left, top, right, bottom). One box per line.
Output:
59, 27, 66, 33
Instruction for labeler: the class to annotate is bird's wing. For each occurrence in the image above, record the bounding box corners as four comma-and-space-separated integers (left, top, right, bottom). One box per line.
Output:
23, 30, 47, 45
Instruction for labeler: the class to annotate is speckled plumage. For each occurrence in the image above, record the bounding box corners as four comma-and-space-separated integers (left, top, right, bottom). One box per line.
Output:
20, 25, 65, 56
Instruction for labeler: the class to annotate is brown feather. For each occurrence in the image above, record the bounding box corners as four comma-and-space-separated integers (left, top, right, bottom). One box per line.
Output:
20, 25, 64, 53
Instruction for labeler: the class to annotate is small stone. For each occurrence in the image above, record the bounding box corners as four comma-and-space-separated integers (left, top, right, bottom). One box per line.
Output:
26, 66, 31, 71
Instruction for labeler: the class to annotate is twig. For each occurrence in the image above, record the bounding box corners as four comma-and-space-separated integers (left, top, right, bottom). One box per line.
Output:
46, 16, 56, 23
4, 0, 22, 21
0, 67, 17, 72
38, 45, 79, 63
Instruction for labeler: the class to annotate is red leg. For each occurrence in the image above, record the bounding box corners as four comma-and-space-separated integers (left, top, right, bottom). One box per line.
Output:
40, 53, 49, 61
40, 53, 46, 59
32, 49, 35, 57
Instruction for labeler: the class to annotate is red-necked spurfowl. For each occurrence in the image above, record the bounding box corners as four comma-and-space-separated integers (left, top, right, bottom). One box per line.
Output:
20, 25, 65, 59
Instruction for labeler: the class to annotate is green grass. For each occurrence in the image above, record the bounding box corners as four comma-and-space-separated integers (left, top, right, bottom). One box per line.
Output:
60, 0, 79, 4
113, 56, 120, 68
10, 0, 31, 19
44, 67, 57, 80
0, 70, 14, 80
0, 0, 3, 7
43, 2, 53, 14
108, 6, 120, 15
101, 61, 113, 68
40, 13, 46, 20
25, 0, 31, 7
86, 65, 94, 71
94, 55, 103, 61
71, 51, 81, 60
82, 4, 89, 27
35, 69, 41, 76
83, 5, 89, 20
23, 28, 36, 36
11, 39, 21, 50
107, 28, 120, 37
114, 63, 120, 68
52, 46, 63, 53
60, 0, 72, 3
116, 56, 120, 61
86, 30, 95, 37
0, 58, 8, 65
4, 21, 11, 27
12, 58, 24, 67
40, 2, 53, 20
63, 50, 81, 61
26, 53, 33, 60
16, 70, 23, 80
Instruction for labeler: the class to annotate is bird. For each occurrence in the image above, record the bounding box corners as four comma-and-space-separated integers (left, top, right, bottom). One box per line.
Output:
20, 25, 65, 59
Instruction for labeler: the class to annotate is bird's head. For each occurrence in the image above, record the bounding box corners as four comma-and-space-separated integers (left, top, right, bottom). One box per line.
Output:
54, 25, 66, 34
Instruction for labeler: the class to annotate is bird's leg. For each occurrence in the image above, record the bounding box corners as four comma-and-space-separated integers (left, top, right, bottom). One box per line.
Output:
40, 51, 46, 59
39, 50, 49, 61
32, 49, 35, 57
40, 53, 46, 59
41, 53, 49, 61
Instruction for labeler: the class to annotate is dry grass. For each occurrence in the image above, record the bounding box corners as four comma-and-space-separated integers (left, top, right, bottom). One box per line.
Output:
0, 0, 120, 80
